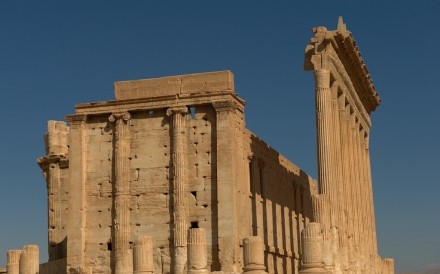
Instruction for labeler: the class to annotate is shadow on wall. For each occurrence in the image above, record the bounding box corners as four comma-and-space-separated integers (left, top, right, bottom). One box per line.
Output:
248, 133, 316, 274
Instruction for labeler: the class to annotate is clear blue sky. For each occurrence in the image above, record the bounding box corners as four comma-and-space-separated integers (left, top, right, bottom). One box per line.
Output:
0, 1, 439, 272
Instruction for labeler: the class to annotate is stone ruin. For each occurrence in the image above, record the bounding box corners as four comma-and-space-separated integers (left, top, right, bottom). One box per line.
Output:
3, 18, 394, 274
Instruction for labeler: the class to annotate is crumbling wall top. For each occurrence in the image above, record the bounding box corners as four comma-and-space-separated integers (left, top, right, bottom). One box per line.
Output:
114, 70, 235, 100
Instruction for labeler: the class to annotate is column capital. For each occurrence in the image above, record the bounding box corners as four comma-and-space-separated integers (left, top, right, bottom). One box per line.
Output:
109, 112, 131, 122
166, 106, 188, 116
314, 69, 331, 90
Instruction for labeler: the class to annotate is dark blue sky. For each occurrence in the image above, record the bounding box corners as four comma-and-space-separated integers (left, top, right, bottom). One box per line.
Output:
1, 1, 439, 272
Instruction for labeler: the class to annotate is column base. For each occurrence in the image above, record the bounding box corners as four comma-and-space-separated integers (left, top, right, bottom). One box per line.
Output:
299, 263, 328, 273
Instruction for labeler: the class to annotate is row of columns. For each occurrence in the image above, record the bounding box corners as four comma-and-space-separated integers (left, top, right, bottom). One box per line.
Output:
132, 231, 268, 274
6, 245, 39, 274
310, 68, 379, 271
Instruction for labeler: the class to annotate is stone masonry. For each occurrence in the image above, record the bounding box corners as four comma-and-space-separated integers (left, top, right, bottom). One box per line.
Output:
4, 18, 394, 274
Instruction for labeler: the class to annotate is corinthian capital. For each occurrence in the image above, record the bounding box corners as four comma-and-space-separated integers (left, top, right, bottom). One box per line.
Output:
314, 69, 331, 90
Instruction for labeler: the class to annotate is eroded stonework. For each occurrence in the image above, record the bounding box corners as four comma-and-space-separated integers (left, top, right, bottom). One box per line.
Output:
4, 18, 394, 274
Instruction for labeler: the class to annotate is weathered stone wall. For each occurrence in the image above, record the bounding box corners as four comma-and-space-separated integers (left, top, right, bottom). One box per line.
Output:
237, 131, 316, 274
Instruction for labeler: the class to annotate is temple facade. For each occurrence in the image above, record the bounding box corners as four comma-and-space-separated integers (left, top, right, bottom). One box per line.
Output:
4, 18, 394, 274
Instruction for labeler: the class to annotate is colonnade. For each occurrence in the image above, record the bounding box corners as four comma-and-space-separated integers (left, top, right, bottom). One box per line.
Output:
307, 68, 378, 272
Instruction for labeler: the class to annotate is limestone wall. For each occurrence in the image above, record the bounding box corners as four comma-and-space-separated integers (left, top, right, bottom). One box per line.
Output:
237, 131, 316, 274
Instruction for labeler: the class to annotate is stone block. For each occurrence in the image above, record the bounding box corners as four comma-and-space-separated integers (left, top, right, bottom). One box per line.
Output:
115, 71, 234, 100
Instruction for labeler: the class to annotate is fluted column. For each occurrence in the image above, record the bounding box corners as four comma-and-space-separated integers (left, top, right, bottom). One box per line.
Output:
167, 106, 189, 274
359, 129, 372, 255
7, 250, 21, 274
133, 236, 154, 274
299, 223, 327, 273
187, 228, 208, 274
337, 96, 350, 236
19, 245, 39, 274
314, 69, 335, 199
330, 82, 344, 230
109, 112, 132, 274
365, 135, 378, 254
242, 236, 267, 274
348, 114, 360, 247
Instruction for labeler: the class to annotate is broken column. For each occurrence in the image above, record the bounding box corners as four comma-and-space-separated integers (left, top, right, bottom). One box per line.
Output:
242, 236, 267, 274
299, 223, 327, 273
187, 228, 208, 274
133, 236, 154, 274
6, 250, 21, 274
18, 245, 39, 274
109, 112, 132, 274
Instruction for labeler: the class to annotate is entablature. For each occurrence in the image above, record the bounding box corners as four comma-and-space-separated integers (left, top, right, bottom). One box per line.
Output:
304, 17, 380, 116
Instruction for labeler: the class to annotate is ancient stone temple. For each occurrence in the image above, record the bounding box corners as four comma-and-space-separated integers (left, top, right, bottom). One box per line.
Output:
4, 18, 394, 274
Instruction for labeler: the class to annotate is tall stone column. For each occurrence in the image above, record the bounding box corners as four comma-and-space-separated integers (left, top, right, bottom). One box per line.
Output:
242, 236, 267, 274
348, 114, 360, 247
7, 250, 21, 274
109, 112, 132, 274
314, 69, 335, 200
299, 223, 327, 273
213, 100, 242, 272
187, 228, 208, 274
364, 135, 378, 254
167, 106, 189, 274
330, 82, 343, 230
359, 129, 372, 255
65, 114, 88, 271
19, 245, 39, 274
133, 236, 154, 274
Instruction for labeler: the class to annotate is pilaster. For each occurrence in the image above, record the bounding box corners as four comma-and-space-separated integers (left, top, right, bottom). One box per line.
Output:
65, 114, 87, 270
212, 99, 243, 273
109, 112, 132, 274
167, 106, 189, 274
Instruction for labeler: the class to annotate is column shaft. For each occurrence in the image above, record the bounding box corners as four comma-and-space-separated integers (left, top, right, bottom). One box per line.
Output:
314, 69, 335, 199
7, 250, 21, 274
213, 100, 243, 272
19, 245, 39, 274
187, 228, 209, 274
65, 114, 87, 270
109, 112, 132, 274
167, 107, 189, 274
133, 236, 154, 274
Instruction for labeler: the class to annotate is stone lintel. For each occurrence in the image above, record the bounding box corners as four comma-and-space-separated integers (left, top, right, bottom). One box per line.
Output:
114, 70, 235, 100
74, 91, 244, 116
